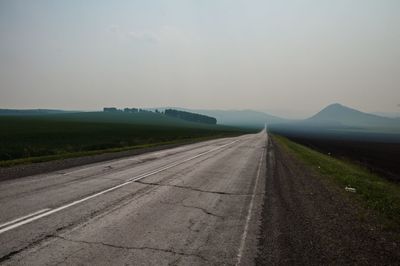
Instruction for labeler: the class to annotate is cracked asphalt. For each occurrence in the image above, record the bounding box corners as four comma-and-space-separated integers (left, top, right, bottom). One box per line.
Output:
0, 132, 267, 265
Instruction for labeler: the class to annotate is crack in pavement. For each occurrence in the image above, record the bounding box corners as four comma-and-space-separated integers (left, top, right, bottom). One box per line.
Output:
135, 180, 247, 196
0, 234, 54, 263
187, 219, 197, 233
160, 200, 224, 219
168, 256, 182, 266
181, 203, 224, 219
54, 235, 208, 262
0, 183, 163, 263
54, 246, 86, 266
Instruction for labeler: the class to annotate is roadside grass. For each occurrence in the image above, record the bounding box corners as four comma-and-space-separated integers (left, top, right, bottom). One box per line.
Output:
273, 134, 400, 230
0, 136, 225, 168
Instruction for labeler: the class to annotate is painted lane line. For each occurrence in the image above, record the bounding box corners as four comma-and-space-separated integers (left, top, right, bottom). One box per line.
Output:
236, 147, 265, 266
0, 139, 239, 235
128, 140, 239, 182
0, 208, 51, 229
0, 181, 133, 234
59, 138, 237, 177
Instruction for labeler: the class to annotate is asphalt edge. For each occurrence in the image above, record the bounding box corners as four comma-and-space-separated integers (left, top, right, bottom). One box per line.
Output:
0, 141, 200, 182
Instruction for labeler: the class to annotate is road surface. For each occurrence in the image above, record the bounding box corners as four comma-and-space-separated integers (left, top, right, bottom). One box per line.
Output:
0, 132, 267, 265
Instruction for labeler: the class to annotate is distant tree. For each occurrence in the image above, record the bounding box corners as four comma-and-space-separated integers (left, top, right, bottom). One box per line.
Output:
138, 109, 152, 113
124, 108, 138, 113
103, 107, 118, 112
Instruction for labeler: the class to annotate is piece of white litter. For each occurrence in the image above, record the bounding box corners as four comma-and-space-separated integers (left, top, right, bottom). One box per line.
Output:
345, 186, 356, 193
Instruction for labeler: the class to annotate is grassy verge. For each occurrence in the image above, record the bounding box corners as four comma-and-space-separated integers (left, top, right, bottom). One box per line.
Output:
273, 134, 400, 230
0, 135, 228, 168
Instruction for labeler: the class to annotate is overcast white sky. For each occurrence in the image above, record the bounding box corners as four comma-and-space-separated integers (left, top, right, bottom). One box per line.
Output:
0, 0, 399, 117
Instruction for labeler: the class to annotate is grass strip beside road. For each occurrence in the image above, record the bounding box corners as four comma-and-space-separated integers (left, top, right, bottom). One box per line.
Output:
0, 135, 230, 168
273, 134, 400, 230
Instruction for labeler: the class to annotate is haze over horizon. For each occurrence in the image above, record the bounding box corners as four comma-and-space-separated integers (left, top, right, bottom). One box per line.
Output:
1, 0, 399, 117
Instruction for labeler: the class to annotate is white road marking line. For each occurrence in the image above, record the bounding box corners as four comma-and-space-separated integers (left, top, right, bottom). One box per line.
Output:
128, 140, 239, 182
236, 147, 265, 266
59, 137, 233, 176
0, 208, 51, 229
0, 139, 239, 235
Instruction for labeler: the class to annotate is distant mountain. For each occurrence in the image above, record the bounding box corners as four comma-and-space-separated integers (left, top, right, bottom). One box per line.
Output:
306, 103, 400, 128
268, 103, 400, 143
159, 108, 288, 128
372, 112, 400, 119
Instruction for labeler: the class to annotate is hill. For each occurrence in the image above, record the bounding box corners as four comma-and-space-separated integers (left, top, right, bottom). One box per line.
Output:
306, 103, 400, 128
2, 108, 288, 128
269, 103, 400, 143
157, 108, 287, 128
164, 109, 217, 125
40, 111, 207, 127
0, 109, 75, 116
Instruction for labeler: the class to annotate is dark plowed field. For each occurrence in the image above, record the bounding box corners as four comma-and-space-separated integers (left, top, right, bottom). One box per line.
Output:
283, 136, 400, 181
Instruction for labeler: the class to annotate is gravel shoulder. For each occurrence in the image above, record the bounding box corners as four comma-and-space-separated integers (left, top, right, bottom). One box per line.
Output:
256, 137, 400, 265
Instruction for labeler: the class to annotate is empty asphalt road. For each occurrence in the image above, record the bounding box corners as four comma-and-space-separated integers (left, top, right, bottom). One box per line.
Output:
0, 132, 267, 265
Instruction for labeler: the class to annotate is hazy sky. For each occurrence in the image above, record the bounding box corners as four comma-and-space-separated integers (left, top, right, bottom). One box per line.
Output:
0, 0, 399, 117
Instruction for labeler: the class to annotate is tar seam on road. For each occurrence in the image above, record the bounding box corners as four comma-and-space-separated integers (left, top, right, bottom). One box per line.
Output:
0, 139, 239, 235
235, 145, 265, 266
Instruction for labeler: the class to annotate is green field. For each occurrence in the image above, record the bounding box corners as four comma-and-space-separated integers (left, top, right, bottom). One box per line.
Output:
0, 112, 252, 166
273, 134, 400, 230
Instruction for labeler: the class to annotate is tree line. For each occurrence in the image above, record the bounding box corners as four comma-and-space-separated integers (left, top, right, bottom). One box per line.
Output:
103, 107, 217, 125
103, 107, 151, 113
164, 109, 217, 125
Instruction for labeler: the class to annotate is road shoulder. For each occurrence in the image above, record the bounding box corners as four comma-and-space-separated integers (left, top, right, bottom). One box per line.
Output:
256, 136, 400, 265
